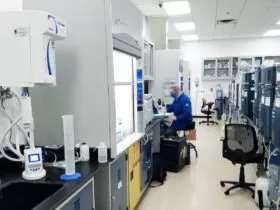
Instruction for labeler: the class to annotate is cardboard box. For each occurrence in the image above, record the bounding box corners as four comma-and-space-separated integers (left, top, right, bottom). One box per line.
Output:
186, 129, 197, 141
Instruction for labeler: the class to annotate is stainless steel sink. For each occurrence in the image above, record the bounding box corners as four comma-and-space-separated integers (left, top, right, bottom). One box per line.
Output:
0, 182, 64, 210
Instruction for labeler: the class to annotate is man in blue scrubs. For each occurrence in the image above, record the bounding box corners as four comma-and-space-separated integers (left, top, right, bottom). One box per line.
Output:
164, 86, 192, 137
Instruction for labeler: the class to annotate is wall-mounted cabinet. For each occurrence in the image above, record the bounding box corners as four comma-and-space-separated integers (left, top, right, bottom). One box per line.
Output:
203, 59, 216, 79
202, 56, 275, 81
217, 58, 231, 78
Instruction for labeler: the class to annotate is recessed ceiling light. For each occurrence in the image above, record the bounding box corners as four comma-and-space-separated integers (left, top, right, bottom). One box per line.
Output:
264, 29, 280, 36
277, 20, 280, 25
163, 1, 191, 16
182, 34, 198, 41
174, 22, 195, 31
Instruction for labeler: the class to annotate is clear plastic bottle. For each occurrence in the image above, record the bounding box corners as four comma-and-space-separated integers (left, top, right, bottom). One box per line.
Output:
98, 142, 108, 163
80, 143, 90, 162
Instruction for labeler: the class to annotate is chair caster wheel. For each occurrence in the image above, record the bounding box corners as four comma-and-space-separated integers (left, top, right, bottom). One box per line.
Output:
224, 191, 229, 196
220, 182, 225, 187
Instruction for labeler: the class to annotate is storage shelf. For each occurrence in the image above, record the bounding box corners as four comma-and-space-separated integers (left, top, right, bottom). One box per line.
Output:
202, 77, 232, 81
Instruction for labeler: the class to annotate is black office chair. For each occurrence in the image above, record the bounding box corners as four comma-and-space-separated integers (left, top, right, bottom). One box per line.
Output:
199, 98, 219, 125
220, 124, 264, 196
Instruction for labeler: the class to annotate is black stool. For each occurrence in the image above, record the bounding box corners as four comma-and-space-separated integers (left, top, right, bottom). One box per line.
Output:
183, 122, 198, 159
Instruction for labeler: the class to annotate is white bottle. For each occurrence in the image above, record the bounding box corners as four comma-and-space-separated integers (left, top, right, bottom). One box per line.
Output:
98, 142, 108, 163
254, 177, 270, 208
80, 143, 90, 162
116, 119, 124, 143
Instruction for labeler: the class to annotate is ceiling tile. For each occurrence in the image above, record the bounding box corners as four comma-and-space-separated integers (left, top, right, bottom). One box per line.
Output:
131, 0, 280, 40
137, 4, 167, 16
272, 0, 280, 7
266, 7, 280, 18
130, 0, 158, 5
217, 0, 246, 20
170, 15, 193, 22
190, 0, 217, 40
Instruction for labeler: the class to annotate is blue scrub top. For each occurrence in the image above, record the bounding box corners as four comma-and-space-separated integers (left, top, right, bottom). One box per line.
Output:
167, 92, 192, 131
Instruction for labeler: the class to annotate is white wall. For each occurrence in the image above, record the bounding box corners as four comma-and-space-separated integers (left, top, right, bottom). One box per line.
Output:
111, 0, 143, 42
148, 17, 168, 50
181, 37, 280, 115
23, 0, 115, 155
152, 50, 181, 104
143, 16, 152, 42
0, 0, 22, 11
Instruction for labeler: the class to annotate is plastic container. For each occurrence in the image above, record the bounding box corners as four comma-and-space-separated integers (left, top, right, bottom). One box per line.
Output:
80, 143, 90, 162
254, 177, 270, 208
116, 119, 124, 143
98, 142, 108, 163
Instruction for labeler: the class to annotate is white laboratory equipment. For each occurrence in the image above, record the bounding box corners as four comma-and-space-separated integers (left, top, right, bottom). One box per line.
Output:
0, 10, 66, 180
60, 115, 81, 181
143, 94, 154, 127
0, 10, 66, 87
98, 142, 108, 163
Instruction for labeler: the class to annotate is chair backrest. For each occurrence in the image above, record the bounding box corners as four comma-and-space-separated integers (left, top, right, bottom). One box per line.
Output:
201, 98, 207, 110
224, 124, 258, 154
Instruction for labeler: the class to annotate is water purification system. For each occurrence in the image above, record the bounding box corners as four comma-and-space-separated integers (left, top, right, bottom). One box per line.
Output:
241, 72, 255, 119
268, 150, 280, 205
272, 65, 280, 148
0, 11, 66, 180
253, 67, 262, 126
272, 87, 280, 148
259, 65, 276, 140
215, 88, 224, 120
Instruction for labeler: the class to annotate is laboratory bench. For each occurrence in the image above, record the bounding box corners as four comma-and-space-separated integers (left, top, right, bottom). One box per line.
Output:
0, 118, 163, 210
0, 157, 106, 210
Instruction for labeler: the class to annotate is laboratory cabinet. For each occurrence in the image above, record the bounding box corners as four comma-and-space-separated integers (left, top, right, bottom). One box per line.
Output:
140, 131, 153, 191
56, 178, 95, 210
128, 141, 141, 210
110, 152, 128, 210
201, 56, 267, 81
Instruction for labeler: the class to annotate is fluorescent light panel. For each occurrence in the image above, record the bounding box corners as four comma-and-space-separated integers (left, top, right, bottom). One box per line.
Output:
182, 34, 198, 41
277, 20, 280, 25
163, 1, 191, 16
264, 29, 280, 36
174, 22, 195, 31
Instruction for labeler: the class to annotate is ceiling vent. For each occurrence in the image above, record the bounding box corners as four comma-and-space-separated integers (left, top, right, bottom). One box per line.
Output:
217, 19, 237, 24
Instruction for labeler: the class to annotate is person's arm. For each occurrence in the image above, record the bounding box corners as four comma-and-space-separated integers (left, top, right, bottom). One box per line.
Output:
175, 103, 192, 122
167, 101, 175, 113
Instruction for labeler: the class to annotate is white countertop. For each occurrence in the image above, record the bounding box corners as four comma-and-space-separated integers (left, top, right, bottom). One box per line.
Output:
116, 132, 144, 156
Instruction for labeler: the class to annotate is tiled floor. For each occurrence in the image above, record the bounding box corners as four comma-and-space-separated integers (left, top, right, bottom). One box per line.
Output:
137, 122, 259, 210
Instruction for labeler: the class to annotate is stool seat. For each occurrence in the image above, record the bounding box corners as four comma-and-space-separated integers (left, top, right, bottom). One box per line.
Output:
177, 121, 198, 159
186, 121, 196, 131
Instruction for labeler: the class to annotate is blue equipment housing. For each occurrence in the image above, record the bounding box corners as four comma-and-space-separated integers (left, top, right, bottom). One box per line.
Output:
272, 87, 280, 148
215, 89, 224, 120
253, 68, 262, 126
258, 65, 276, 140
241, 72, 255, 119
263, 85, 275, 139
